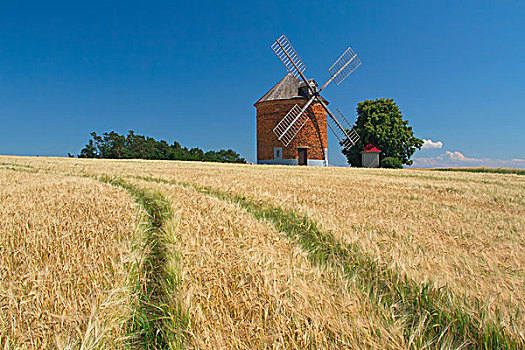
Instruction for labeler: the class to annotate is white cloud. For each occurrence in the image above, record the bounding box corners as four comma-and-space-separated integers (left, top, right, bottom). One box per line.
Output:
421, 139, 443, 149
442, 151, 475, 162
412, 151, 525, 169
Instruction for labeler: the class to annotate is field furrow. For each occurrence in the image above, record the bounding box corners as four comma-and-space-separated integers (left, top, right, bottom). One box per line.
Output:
100, 178, 187, 349
130, 178, 406, 349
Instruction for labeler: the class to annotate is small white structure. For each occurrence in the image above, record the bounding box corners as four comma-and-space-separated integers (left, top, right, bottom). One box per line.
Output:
361, 143, 381, 168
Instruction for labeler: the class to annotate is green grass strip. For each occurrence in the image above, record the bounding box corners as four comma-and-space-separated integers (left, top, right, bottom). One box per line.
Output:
0, 161, 40, 173
101, 176, 187, 349
431, 167, 525, 176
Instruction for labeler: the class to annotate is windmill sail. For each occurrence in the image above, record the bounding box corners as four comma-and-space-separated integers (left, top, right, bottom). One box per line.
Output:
270, 34, 362, 152
328, 46, 361, 86
271, 35, 307, 81
327, 109, 360, 149
273, 99, 314, 146
318, 46, 361, 92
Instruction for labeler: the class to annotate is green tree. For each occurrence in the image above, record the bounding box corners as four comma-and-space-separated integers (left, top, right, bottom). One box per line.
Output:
77, 130, 246, 163
216, 149, 246, 163
78, 139, 98, 158
78, 132, 105, 158
125, 130, 147, 158
342, 98, 423, 167
91, 132, 105, 157
102, 131, 126, 158
381, 157, 403, 169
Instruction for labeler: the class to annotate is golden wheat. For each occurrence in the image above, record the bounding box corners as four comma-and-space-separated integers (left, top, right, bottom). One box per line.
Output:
2, 155, 524, 344
36, 157, 523, 338
154, 162, 525, 339
0, 168, 137, 348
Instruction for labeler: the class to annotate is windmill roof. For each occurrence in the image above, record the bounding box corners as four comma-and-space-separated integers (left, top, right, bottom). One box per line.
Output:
254, 73, 327, 106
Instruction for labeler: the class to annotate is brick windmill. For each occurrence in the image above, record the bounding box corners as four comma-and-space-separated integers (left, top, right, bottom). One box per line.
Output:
255, 35, 361, 166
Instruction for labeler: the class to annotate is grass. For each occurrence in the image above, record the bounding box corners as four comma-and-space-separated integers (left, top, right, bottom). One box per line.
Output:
125, 174, 523, 348
431, 167, 525, 175
123, 160, 524, 341
100, 177, 188, 349
186, 182, 522, 349
132, 178, 400, 349
0, 167, 188, 349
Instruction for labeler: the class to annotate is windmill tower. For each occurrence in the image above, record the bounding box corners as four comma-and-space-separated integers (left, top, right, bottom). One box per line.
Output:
254, 74, 328, 166
255, 35, 361, 166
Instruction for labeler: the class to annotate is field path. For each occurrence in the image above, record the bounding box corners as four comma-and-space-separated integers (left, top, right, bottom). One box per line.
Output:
129, 178, 403, 349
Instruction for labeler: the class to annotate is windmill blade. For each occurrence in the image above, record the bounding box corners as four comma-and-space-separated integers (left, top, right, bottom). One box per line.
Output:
273, 96, 316, 146
327, 46, 361, 86
271, 35, 307, 82
325, 107, 360, 150
310, 92, 359, 150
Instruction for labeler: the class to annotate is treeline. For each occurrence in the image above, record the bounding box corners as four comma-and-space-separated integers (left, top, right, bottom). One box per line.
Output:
78, 131, 246, 163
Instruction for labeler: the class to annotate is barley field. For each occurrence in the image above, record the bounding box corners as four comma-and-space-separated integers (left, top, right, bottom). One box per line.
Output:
0, 155, 523, 349
0, 168, 137, 348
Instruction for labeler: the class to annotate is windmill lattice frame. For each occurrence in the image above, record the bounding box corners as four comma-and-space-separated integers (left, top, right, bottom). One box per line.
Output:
270, 35, 361, 151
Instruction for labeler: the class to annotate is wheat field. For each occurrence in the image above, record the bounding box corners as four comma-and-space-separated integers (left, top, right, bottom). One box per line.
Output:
130, 178, 405, 349
0, 155, 523, 349
0, 168, 137, 348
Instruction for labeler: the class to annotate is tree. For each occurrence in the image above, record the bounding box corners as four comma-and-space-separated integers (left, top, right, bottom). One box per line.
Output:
216, 149, 246, 163
102, 131, 126, 158
342, 98, 423, 167
79, 139, 98, 158
77, 130, 246, 163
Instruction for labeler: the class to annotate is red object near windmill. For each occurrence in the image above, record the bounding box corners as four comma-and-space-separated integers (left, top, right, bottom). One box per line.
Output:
361, 144, 381, 168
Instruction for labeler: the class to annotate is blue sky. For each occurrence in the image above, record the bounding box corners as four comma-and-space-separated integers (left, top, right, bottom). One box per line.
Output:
0, 0, 524, 167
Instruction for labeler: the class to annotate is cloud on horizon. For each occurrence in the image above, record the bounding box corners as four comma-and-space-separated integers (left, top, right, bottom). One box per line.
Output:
421, 139, 443, 149
412, 151, 525, 169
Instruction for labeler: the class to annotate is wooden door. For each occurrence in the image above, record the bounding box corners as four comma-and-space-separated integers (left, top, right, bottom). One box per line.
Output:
298, 148, 307, 166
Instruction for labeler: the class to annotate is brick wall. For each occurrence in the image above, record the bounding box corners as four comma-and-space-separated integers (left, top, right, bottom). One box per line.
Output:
255, 99, 328, 162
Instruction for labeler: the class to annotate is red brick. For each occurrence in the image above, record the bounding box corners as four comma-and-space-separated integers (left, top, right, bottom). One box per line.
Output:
255, 99, 328, 162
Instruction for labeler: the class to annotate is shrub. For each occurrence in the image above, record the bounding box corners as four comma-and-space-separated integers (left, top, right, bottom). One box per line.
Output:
381, 157, 403, 169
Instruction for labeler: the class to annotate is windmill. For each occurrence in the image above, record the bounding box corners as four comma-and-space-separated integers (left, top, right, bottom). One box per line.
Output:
271, 35, 361, 154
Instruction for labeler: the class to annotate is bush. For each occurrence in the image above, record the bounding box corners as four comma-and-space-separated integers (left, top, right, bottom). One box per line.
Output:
381, 157, 403, 169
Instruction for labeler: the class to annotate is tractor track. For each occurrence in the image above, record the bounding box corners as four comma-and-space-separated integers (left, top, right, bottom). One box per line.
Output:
100, 177, 188, 349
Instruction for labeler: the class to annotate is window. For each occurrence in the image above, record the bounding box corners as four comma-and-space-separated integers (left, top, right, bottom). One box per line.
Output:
274, 147, 283, 160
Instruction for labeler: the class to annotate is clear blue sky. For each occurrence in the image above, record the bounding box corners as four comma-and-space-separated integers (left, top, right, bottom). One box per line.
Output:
1, 0, 524, 167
